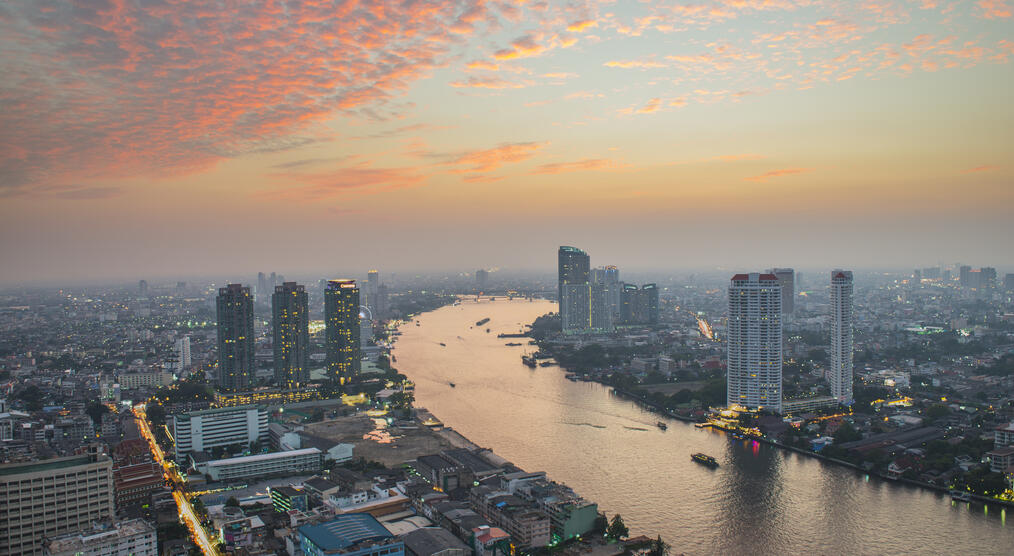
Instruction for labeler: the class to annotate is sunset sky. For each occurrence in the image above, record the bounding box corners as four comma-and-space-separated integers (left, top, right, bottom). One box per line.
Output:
1, 0, 1012, 284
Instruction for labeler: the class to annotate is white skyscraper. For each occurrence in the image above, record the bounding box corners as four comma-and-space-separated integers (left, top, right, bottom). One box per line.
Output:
727, 273, 782, 413
175, 336, 191, 369
830, 270, 854, 404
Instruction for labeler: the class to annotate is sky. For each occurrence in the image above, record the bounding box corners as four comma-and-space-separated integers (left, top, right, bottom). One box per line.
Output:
1, 0, 1012, 285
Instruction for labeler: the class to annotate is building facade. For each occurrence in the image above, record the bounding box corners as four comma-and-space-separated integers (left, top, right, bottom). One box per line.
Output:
325, 280, 361, 382
216, 284, 255, 391
198, 448, 322, 481
726, 273, 783, 412
558, 247, 590, 331
829, 270, 854, 404
44, 519, 156, 556
170, 405, 268, 461
273, 282, 310, 387
767, 268, 795, 314
0, 451, 115, 555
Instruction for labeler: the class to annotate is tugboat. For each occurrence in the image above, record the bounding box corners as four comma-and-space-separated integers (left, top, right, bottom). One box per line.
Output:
521, 354, 537, 368
657, 421, 667, 430
691, 453, 719, 468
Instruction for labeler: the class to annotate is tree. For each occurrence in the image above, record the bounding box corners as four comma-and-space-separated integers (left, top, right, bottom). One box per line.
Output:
648, 536, 671, 556
85, 401, 110, 425
833, 422, 862, 444
146, 403, 166, 427
925, 404, 950, 421
606, 514, 629, 540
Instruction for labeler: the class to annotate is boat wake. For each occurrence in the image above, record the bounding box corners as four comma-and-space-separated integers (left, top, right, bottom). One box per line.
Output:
564, 421, 607, 429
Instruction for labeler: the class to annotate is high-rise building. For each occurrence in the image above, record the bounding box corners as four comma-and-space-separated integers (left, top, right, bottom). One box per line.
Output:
175, 336, 191, 369
590, 266, 621, 329
171, 405, 268, 461
216, 284, 255, 391
767, 268, 795, 314
0, 449, 115, 555
366, 269, 380, 312
257, 272, 268, 299
273, 282, 309, 387
620, 283, 659, 325
138, 279, 148, 297
376, 283, 389, 320
726, 273, 782, 413
829, 270, 854, 404
1005, 273, 1014, 292
325, 280, 361, 382
558, 247, 590, 331
980, 267, 997, 291
959, 265, 972, 288
476, 269, 489, 290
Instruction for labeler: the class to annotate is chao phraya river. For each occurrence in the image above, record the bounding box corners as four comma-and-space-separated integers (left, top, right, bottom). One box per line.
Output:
392, 297, 1010, 555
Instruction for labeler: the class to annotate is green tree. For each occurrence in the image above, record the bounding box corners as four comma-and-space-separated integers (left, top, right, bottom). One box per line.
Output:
833, 422, 862, 444
146, 403, 166, 427
925, 404, 950, 421
606, 514, 629, 540
648, 536, 671, 556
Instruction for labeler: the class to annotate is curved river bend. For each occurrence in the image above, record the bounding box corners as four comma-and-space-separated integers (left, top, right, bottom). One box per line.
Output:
392, 298, 1010, 555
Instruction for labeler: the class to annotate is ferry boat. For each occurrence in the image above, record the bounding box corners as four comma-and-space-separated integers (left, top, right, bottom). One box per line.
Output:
521, 354, 537, 368
657, 421, 667, 430
950, 490, 972, 502
691, 453, 719, 468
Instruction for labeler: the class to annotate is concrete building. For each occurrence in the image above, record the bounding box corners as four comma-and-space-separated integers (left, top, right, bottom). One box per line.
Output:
558, 246, 590, 332
170, 405, 268, 461
197, 447, 322, 481
727, 273, 783, 413
829, 270, 854, 404
767, 268, 795, 314
43, 519, 156, 556
273, 282, 310, 387
469, 488, 551, 549
325, 280, 361, 382
176, 336, 191, 369
0, 450, 115, 555
402, 527, 470, 556
116, 369, 173, 390
216, 284, 256, 391
620, 283, 659, 325
995, 422, 1014, 448
475, 269, 488, 290
299, 513, 404, 556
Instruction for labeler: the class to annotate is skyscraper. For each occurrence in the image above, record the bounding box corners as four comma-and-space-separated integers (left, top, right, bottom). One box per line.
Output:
138, 279, 148, 297
726, 273, 782, 413
590, 266, 621, 330
476, 269, 489, 290
830, 270, 854, 404
366, 269, 379, 313
558, 246, 590, 331
216, 283, 255, 391
325, 279, 361, 382
620, 283, 659, 325
273, 282, 309, 387
175, 336, 191, 369
959, 265, 972, 288
767, 268, 795, 314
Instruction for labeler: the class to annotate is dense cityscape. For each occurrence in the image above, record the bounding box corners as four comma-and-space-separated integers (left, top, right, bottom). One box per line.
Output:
0, 253, 1012, 555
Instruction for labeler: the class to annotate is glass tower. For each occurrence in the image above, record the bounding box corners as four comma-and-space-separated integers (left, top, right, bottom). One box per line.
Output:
325, 279, 361, 382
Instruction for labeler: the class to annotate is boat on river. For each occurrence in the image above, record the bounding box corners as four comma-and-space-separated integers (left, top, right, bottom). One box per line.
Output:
657, 421, 667, 430
521, 354, 537, 368
950, 490, 972, 502
449, 382, 456, 388
692, 453, 719, 468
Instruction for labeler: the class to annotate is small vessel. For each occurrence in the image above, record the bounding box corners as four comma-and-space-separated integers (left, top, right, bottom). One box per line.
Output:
691, 453, 719, 468
950, 490, 972, 502
486, 328, 491, 333
657, 421, 667, 430
505, 342, 522, 346
521, 354, 537, 368
539, 361, 553, 367
476, 318, 491, 326
439, 342, 446, 347
449, 382, 456, 388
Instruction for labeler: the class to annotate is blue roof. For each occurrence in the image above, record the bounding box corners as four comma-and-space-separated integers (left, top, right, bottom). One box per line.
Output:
299, 514, 392, 551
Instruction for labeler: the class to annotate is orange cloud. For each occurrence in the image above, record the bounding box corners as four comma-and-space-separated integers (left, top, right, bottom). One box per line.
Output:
449, 142, 548, 173
744, 168, 812, 182
494, 34, 547, 60
449, 77, 527, 89
963, 165, 999, 173
532, 158, 619, 174
567, 20, 598, 32
977, 0, 1012, 19
266, 163, 426, 200
604, 60, 666, 69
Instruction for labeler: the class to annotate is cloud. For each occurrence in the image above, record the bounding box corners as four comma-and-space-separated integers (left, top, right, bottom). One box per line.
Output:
744, 168, 812, 182
494, 34, 547, 60
532, 158, 619, 174
977, 0, 1012, 19
620, 98, 663, 115
567, 20, 598, 32
715, 153, 765, 161
0, 0, 515, 192
963, 165, 999, 173
3, 184, 125, 200
449, 142, 548, 173
604, 60, 666, 69
266, 163, 425, 201
449, 77, 527, 89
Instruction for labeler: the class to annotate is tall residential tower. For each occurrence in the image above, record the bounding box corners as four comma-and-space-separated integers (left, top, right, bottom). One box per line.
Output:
558, 246, 591, 331
830, 270, 854, 404
325, 280, 361, 382
273, 282, 310, 387
216, 284, 255, 391
726, 273, 782, 412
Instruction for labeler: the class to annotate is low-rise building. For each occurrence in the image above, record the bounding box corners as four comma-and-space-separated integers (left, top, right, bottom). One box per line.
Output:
196, 447, 322, 482
43, 519, 157, 556
299, 513, 405, 556
986, 446, 1014, 473
401, 527, 470, 556
171, 405, 268, 461
994, 421, 1014, 448
469, 488, 551, 549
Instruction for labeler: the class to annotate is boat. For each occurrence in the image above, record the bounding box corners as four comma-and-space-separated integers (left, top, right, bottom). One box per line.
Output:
950, 490, 972, 502
505, 342, 522, 346
657, 421, 667, 430
449, 382, 456, 388
439, 342, 446, 347
476, 318, 491, 326
521, 354, 537, 368
539, 361, 554, 367
691, 453, 719, 468
486, 328, 491, 333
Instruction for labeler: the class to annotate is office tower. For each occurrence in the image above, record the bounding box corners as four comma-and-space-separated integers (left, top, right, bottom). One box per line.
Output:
171, 405, 268, 461
175, 336, 191, 369
1005, 273, 1014, 292
476, 269, 489, 290
558, 246, 590, 331
830, 270, 854, 404
376, 283, 389, 320
0, 449, 115, 555
766, 268, 795, 314
258, 272, 268, 298
590, 266, 621, 328
620, 284, 659, 325
138, 279, 148, 296
959, 265, 972, 287
726, 273, 782, 412
272, 282, 310, 387
942, 269, 952, 283
980, 267, 997, 290
325, 280, 361, 382
913, 269, 922, 283
216, 284, 255, 391
922, 267, 940, 280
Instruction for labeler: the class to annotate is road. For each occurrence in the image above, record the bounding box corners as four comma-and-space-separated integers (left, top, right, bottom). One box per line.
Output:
134, 404, 219, 555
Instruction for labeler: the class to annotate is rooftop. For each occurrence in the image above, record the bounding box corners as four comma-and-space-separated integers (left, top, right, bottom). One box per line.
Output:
206, 447, 321, 468
299, 513, 392, 551
0, 454, 103, 476
46, 519, 154, 552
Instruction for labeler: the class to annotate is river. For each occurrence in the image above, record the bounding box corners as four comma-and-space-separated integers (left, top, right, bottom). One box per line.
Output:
391, 298, 1011, 555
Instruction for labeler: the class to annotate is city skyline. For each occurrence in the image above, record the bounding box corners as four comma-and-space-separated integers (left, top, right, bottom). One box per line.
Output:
1, 1, 1012, 284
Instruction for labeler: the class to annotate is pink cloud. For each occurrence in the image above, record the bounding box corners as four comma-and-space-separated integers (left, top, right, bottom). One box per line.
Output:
977, 0, 1012, 19
744, 168, 812, 182
963, 165, 999, 173
532, 158, 620, 174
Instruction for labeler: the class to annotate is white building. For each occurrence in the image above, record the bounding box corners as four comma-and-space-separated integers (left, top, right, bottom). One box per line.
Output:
994, 422, 1014, 448
829, 270, 854, 404
171, 405, 268, 461
196, 448, 322, 481
727, 273, 782, 412
0, 450, 115, 555
176, 336, 192, 369
117, 369, 173, 390
44, 519, 157, 556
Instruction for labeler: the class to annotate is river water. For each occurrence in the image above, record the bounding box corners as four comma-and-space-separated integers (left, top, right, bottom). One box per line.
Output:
392, 298, 1011, 555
